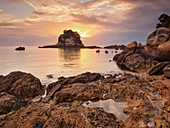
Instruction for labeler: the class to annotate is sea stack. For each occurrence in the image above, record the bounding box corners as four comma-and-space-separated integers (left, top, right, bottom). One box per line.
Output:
56, 29, 84, 48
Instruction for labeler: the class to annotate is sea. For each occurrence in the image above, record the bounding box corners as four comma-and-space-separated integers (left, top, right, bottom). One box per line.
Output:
0, 46, 124, 85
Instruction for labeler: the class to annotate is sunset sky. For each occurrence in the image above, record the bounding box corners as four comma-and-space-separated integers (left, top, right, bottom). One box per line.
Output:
0, 0, 170, 46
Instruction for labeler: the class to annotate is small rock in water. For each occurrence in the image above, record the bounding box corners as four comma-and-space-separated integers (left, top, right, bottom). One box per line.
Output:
96, 50, 100, 53
47, 74, 53, 78
15, 47, 25, 51
105, 50, 109, 54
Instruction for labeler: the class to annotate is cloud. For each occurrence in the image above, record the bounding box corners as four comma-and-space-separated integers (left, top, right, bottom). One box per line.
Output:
0, 0, 170, 46
0, 0, 23, 4
0, 9, 3, 12
32, 11, 60, 17
0, 22, 14, 26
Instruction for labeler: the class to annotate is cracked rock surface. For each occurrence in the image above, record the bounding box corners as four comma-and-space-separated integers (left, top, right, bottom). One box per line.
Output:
0, 72, 169, 128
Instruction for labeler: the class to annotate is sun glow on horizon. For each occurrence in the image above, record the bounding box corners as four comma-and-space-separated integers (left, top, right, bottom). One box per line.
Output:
79, 33, 89, 37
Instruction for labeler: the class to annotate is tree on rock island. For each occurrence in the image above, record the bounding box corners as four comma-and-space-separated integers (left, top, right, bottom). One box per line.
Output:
156, 13, 170, 28
56, 29, 84, 48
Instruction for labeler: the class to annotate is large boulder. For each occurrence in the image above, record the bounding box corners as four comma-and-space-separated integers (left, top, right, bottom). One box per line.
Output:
113, 41, 156, 72
114, 27, 170, 74
0, 92, 26, 115
0, 71, 43, 99
56, 30, 84, 48
146, 27, 170, 47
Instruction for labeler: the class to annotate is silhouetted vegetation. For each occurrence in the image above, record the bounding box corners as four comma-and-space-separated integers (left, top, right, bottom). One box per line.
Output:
59, 29, 82, 44
156, 13, 170, 28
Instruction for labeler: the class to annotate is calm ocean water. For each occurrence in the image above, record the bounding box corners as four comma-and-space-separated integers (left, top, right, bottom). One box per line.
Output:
0, 46, 123, 85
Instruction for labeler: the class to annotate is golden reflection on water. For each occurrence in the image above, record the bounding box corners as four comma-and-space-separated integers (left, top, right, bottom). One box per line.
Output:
58, 48, 81, 68
0, 46, 122, 84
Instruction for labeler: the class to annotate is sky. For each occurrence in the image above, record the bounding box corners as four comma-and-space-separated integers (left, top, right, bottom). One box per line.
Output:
0, 0, 170, 46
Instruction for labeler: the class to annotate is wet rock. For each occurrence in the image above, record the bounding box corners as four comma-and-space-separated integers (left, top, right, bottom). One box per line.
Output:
15, 47, 25, 51
0, 71, 43, 99
0, 92, 26, 115
56, 29, 84, 48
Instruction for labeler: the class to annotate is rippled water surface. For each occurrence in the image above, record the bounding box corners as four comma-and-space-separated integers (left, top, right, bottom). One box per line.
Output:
0, 46, 123, 84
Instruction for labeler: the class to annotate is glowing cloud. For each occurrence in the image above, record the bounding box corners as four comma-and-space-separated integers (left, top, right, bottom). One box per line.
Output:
0, 0, 170, 45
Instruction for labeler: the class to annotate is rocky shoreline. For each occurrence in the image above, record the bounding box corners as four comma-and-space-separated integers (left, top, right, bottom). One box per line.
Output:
0, 71, 169, 128
1, 14, 170, 128
114, 27, 170, 76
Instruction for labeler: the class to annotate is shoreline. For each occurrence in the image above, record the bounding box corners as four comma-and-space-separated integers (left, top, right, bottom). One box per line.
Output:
0, 71, 169, 127
38, 44, 126, 50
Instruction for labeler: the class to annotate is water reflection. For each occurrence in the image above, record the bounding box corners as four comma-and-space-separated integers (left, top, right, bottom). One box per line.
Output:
82, 99, 128, 121
58, 48, 80, 68
0, 47, 123, 85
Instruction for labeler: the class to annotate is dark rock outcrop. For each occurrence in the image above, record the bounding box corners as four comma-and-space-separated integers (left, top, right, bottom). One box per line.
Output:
0, 92, 26, 115
15, 47, 25, 51
56, 29, 84, 48
104, 45, 126, 50
114, 27, 170, 74
0, 71, 43, 99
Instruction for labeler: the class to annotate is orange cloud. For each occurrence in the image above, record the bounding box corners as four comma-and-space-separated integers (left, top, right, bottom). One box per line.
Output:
0, 0, 170, 46
0, 0, 23, 4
